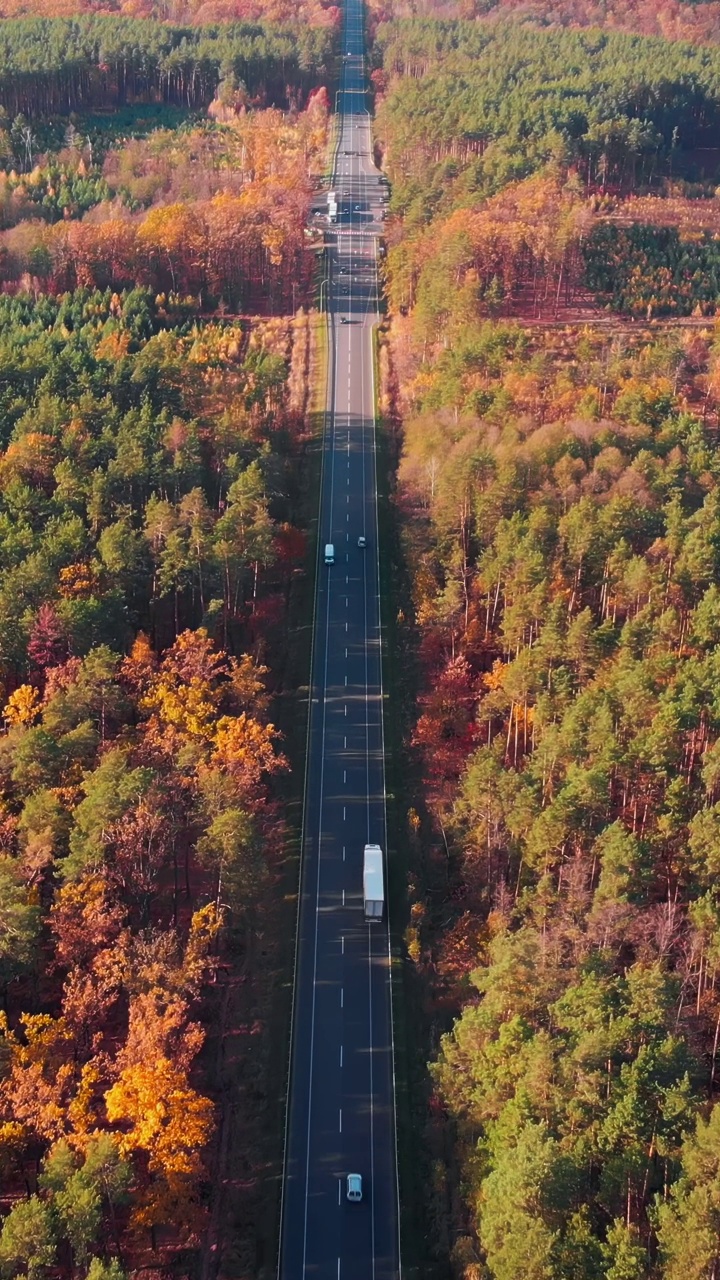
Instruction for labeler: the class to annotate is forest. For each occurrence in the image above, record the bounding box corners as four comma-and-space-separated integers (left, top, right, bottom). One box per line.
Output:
0, 98, 329, 310
384, 173, 720, 326
0, 0, 339, 28
0, 279, 316, 1277
0, 0, 331, 1264
371, 2, 720, 1278
392, 309, 720, 1280
375, 21, 720, 325
374, 20, 720, 216
0, 17, 336, 117
367, 0, 720, 44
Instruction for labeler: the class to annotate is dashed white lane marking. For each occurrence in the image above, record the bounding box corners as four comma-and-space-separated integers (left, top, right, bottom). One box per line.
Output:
340, 1045, 343, 1066
340, 988, 344, 1008
339, 1110, 343, 1133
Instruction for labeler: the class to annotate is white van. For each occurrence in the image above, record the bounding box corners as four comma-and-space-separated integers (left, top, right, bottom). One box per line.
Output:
324, 543, 335, 564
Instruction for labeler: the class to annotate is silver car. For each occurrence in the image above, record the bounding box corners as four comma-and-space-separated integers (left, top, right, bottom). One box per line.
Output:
346, 1173, 363, 1202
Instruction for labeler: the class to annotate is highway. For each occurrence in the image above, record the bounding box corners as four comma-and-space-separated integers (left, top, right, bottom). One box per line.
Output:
277, 1, 400, 1277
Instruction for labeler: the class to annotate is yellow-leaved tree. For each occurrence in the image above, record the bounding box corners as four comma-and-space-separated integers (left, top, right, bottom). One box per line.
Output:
105, 1057, 213, 1240
3, 685, 41, 727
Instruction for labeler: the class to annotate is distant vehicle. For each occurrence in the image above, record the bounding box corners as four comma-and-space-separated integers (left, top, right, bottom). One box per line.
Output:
363, 844, 384, 921
340, 317, 349, 324
324, 543, 335, 564
358, 535, 366, 548
346, 1174, 363, 1202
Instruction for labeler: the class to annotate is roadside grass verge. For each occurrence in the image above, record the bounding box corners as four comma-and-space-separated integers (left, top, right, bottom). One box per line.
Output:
373, 325, 448, 1280
260, 304, 329, 1274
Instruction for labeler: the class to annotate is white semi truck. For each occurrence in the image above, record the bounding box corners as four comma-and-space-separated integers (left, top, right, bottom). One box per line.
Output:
363, 844, 384, 922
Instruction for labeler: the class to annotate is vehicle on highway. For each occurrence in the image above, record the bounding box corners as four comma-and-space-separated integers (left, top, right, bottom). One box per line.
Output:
346, 1174, 363, 1202
340, 317, 349, 324
363, 844, 384, 921
358, 535, 366, 548
324, 543, 335, 564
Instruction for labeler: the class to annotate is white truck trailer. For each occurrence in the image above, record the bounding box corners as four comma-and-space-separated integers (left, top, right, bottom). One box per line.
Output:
363, 844, 384, 922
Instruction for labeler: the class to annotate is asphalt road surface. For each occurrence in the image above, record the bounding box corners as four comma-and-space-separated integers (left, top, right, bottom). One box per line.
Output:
277, 3, 400, 1278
